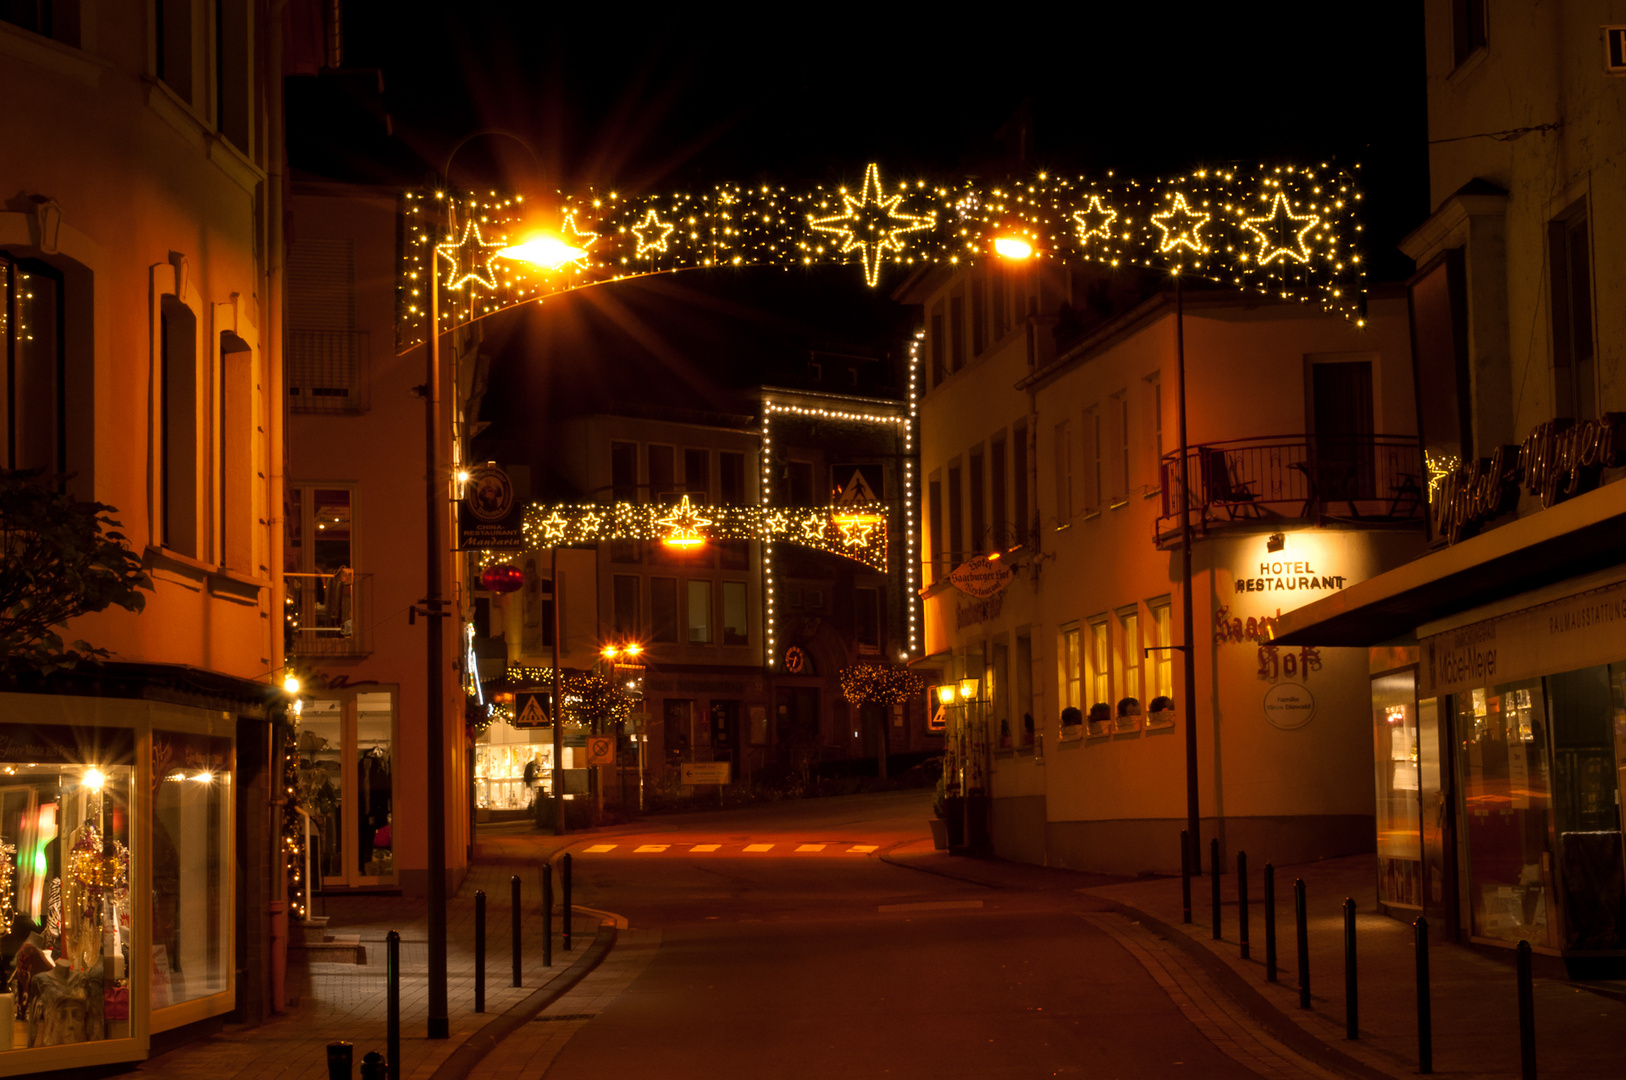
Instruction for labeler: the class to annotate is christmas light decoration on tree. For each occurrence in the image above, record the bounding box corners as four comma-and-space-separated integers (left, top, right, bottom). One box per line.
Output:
839, 662, 925, 705
397, 161, 1369, 350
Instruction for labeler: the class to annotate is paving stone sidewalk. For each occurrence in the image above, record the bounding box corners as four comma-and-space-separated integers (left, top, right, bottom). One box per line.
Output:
134, 845, 601, 1080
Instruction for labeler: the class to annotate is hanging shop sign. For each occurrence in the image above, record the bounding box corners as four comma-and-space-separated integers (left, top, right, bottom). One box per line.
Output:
1431, 413, 1626, 544
950, 554, 1013, 599
458, 462, 525, 550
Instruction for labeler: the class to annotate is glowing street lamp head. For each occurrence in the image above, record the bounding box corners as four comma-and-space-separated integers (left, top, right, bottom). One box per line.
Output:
497, 235, 588, 269
993, 235, 1033, 260
82, 767, 105, 791
935, 684, 957, 706
601, 645, 619, 660
283, 673, 302, 695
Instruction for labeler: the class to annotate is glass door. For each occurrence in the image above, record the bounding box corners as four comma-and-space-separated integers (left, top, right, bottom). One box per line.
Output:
295, 689, 396, 888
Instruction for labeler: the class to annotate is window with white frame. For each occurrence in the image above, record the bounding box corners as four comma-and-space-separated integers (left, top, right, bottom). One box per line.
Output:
1148, 596, 1174, 700
1060, 624, 1082, 712
1118, 606, 1142, 709
1087, 616, 1110, 708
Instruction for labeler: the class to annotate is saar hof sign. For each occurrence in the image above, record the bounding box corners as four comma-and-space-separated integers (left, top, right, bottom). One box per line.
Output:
949, 554, 1013, 599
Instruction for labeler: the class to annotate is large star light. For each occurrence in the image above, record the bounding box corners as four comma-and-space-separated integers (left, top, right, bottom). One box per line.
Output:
1071, 195, 1118, 247
630, 209, 676, 256
808, 163, 935, 287
437, 216, 504, 290
1151, 192, 1211, 255
1242, 191, 1321, 265
656, 495, 712, 548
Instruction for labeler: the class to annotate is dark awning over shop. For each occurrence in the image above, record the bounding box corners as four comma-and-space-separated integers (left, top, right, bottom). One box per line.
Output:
1274, 479, 1626, 647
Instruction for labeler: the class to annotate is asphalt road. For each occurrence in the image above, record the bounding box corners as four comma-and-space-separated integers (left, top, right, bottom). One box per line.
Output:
536, 791, 1269, 1079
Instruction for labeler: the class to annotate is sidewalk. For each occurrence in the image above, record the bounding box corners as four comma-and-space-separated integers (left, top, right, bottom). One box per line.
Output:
892, 842, 1626, 1080
136, 837, 606, 1080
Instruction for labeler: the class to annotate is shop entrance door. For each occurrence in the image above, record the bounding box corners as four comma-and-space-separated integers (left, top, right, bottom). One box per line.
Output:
295, 688, 397, 888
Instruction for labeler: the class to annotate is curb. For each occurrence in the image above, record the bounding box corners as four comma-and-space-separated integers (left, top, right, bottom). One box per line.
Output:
427, 913, 617, 1080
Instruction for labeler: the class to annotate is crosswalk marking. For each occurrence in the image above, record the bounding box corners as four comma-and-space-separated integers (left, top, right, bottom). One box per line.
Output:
584, 844, 617, 853
743, 843, 774, 852
848, 845, 878, 853
634, 844, 669, 853
795, 843, 826, 852
689, 844, 721, 852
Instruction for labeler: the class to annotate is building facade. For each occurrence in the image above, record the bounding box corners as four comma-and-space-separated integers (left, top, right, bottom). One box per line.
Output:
909, 257, 1423, 874
1278, 2, 1626, 974
0, 3, 292, 1072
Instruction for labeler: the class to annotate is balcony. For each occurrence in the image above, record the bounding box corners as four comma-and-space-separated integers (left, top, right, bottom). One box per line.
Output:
1154, 434, 1425, 547
285, 571, 373, 657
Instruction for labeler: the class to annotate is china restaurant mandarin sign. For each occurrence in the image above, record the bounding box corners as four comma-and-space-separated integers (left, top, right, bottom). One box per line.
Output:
1432, 413, 1626, 544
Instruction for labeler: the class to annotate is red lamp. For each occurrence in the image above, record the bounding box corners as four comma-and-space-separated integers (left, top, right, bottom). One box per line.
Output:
479, 565, 525, 593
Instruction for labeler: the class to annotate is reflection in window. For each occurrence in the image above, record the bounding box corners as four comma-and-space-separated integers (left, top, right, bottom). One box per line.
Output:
1372, 672, 1421, 908
152, 731, 231, 1008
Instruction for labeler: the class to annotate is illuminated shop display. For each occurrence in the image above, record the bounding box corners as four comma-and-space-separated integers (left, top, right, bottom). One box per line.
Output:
398, 162, 1366, 348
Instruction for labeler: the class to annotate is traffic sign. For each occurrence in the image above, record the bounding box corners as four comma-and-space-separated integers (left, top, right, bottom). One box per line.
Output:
585, 735, 616, 765
513, 690, 552, 728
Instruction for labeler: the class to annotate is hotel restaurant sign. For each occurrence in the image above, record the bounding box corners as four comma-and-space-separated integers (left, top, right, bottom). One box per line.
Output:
1420, 575, 1626, 698
950, 554, 1013, 628
1433, 414, 1626, 544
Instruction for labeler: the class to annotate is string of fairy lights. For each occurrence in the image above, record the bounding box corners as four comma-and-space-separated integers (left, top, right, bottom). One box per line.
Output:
397, 161, 1366, 350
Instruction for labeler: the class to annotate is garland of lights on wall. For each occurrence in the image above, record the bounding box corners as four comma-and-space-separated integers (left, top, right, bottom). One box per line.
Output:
472, 497, 892, 572
398, 162, 1366, 349
759, 394, 916, 670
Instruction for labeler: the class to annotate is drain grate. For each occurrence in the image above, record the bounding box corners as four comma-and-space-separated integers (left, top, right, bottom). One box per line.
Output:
530, 1013, 596, 1023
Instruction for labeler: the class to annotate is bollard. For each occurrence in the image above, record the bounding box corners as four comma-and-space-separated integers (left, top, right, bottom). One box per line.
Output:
1180, 830, 1192, 925
511, 874, 522, 988
543, 862, 554, 968
474, 890, 486, 1013
1264, 863, 1277, 982
1516, 940, 1536, 1080
1415, 916, 1432, 1074
326, 1041, 354, 1080
1210, 838, 1221, 941
1343, 897, 1358, 1039
1294, 878, 1310, 1009
563, 852, 573, 951
360, 1050, 387, 1080
385, 930, 400, 1080
1237, 850, 1250, 960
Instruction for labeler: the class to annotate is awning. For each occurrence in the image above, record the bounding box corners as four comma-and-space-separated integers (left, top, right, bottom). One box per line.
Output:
1273, 478, 1626, 647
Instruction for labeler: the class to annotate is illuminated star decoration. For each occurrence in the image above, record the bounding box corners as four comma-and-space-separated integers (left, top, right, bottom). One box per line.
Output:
1242, 191, 1321, 265
539, 511, 570, 543
837, 516, 877, 548
801, 515, 829, 544
656, 495, 712, 548
630, 209, 676, 256
808, 163, 936, 287
1151, 192, 1211, 254
1071, 194, 1118, 247
437, 214, 505, 290
558, 211, 599, 268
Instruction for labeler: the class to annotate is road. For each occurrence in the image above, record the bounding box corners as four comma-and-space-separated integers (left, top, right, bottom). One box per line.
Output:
515, 791, 1287, 1079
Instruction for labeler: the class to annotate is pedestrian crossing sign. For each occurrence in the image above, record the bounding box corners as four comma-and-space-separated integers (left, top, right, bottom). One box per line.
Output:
514, 690, 552, 728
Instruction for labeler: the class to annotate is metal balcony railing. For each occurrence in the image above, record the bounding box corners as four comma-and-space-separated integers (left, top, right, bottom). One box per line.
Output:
285, 571, 373, 656
1154, 434, 1425, 545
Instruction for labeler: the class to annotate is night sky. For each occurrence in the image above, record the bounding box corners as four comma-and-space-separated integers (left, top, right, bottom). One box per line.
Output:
325, 3, 1430, 441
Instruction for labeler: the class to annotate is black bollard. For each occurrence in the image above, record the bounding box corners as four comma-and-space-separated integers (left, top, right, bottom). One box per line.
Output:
1180, 830, 1192, 925
563, 852, 573, 950
1344, 897, 1358, 1039
1237, 851, 1250, 960
326, 1041, 354, 1080
1516, 940, 1536, 1080
385, 930, 400, 1080
543, 862, 554, 968
511, 874, 522, 987
474, 889, 486, 1013
1415, 916, 1432, 1074
1264, 863, 1277, 982
1210, 838, 1221, 941
1294, 878, 1310, 1009
360, 1050, 386, 1080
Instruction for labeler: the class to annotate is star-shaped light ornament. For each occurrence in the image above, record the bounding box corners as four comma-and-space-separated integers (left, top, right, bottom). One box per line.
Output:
800, 514, 830, 545
576, 509, 604, 539
1071, 195, 1118, 248
630, 209, 676, 256
437, 214, 504, 291
656, 495, 712, 549
1241, 191, 1321, 265
538, 511, 570, 544
808, 163, 935, 287
837, 515, 879, 549
1151, 192, 1211, 255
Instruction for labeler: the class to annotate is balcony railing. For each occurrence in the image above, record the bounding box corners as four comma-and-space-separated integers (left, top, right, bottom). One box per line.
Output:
285, 571, 373, 657
1155, 434, 1425, 545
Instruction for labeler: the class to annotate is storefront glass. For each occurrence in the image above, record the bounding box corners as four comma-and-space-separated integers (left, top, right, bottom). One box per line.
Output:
1547, 665, 1625, 950
150, 730, 231, 1011
295, 692, 395, 887
1455, 680, 1553, 946
0, 725, 134, 1052
1372, 671, 1420, 907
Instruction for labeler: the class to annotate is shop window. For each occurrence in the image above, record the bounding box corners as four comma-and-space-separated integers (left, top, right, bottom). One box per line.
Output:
152, 729, 232, 1010
294, 693, 395, 887
687, 580, 712, 643
1454, 680, 1553, 946
0, 724, 134, 1051
650, 577, 678, 643
1372, 671, 1422, 909
1553, 665, 1625, 949
613, 575, 640, 637
722, 581, 748, 646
